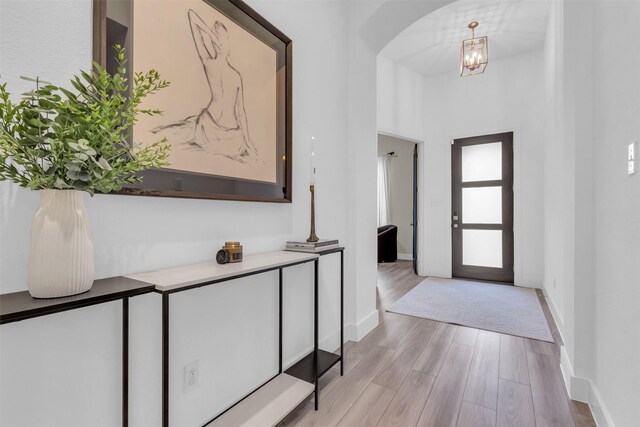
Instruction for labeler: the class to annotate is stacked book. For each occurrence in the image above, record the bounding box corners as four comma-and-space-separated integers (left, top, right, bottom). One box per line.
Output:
285, 239, 339, 253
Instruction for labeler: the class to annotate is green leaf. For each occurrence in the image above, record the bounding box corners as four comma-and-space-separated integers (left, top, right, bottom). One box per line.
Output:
97, 157, 112, 170
65, 161, 82, 172
53, 178, 71, 190
20, 76, 52, 85
28, 118, 46, 127
1, 46, 170, 194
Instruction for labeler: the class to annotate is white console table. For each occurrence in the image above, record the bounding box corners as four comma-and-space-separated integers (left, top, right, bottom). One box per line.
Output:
127, 248, 345, 427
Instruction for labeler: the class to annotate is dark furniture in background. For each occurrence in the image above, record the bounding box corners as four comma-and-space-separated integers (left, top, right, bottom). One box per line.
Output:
377, 225, 398, 263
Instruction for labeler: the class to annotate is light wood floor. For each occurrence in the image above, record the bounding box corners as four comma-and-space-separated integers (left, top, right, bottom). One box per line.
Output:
278, 261, 596, 427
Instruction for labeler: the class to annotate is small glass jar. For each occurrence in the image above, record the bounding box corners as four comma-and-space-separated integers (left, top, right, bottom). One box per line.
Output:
223, 241, 243, 263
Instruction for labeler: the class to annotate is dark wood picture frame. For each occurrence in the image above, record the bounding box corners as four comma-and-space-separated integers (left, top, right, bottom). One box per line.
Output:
93, 0, 293, 203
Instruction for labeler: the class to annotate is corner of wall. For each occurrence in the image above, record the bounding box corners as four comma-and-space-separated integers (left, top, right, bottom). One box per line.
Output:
346, 309, 379, 342
542, 285, 565, 332
560, 346, 615, 427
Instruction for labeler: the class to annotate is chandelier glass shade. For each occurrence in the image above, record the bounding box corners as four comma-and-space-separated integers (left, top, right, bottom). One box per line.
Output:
460, 21, 488, 76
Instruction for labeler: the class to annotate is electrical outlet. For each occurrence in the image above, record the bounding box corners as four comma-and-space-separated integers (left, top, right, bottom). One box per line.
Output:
628, 142, 636, 176
184, 360, 199, 393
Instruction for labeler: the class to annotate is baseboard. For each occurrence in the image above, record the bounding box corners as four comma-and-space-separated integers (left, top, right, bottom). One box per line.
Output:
283, 310, 379, 369
560, 347, 590, 402
589, 382, 616, 427
542, 286, 565, 342
346, 309, 379, 342
559, 346, 574, 397
397, 253, 412, 261
560, 347, 615, 427
424, 272, 452, 280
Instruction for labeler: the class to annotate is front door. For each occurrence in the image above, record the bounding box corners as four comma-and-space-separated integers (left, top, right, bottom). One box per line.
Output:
451, 132, 514, 283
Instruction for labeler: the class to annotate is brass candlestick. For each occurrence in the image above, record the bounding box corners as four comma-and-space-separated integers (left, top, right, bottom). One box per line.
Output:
307, 185, 319, 242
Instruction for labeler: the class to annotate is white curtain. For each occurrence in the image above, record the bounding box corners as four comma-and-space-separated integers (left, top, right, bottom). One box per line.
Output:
377, 155, 390, 227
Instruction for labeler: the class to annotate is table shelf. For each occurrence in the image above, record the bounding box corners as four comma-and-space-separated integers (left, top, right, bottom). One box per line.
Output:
205, 373, 314, 427
285, 350, 341, 384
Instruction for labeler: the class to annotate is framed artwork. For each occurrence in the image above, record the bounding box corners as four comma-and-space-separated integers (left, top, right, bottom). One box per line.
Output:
94, 0, 292, 202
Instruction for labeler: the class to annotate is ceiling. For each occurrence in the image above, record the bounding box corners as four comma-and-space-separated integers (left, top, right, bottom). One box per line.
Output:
379, 0, 552, 77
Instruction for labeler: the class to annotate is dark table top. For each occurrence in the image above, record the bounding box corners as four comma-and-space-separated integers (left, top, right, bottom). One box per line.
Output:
0, 277, 155, 325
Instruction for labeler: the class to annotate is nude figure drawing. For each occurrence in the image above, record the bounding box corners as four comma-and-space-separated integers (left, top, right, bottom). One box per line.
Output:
151, 9, 260, 163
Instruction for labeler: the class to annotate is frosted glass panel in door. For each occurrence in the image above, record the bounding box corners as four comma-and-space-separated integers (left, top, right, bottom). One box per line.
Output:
462, 187, 502, 224
462, 142, 502, 182
463, 230, 502, 268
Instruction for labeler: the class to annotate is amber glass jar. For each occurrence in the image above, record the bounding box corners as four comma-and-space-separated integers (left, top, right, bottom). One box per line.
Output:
223, 241, 243, 263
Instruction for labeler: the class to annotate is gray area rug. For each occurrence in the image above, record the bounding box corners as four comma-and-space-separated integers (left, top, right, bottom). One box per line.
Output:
388, 277, 554, 342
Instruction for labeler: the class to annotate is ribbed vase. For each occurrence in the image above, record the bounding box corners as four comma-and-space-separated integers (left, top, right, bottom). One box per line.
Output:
27, 189, 94, 298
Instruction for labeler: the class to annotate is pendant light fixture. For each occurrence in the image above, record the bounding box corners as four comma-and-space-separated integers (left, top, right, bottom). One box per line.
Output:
460, 21, 488, 76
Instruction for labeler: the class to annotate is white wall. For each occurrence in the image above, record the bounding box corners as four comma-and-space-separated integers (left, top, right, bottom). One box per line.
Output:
420, 51, 545, 286
377, 55, 424, 141
377, 134, 414, 257
542, 0, 566, 333
0, 1, 352, 425
345, 0, 455, 339
541, 1, 640, 425
592, 4, 640, 425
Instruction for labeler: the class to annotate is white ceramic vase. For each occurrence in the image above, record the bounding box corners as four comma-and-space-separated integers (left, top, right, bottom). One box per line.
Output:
27, 189, 94, 298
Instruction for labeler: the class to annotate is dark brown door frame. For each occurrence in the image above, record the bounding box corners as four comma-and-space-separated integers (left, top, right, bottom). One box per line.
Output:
451, 132, 514, 283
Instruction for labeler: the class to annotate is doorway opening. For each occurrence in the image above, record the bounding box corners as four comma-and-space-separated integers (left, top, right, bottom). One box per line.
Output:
451, 132, 514, 283
377, 133, 421, 274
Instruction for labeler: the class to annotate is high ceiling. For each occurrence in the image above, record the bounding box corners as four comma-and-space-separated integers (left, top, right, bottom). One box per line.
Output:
380, 0, 551, 77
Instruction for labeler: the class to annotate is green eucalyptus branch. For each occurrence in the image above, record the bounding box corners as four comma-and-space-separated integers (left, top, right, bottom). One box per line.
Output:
0, 45, 170, 195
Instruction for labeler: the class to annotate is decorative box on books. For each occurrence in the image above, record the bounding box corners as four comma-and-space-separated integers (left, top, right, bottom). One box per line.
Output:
286, 239, 339, 253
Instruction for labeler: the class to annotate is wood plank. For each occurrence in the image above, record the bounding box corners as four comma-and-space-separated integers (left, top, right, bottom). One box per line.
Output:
276, 370, 341, 427
206, 374, 313, 427
527, 352, 575, 427
454, 326, 479, 347
524, 338, 556, 356
496, 379, 535, 427
569, 400, 595, 421
572, 412, 597, 427
456, 402, 496, 427
417, 343, 474, 427
377, 370, 436, 427
296, 345, 394, 427
335, 383, 395, 427
463, 330, 500, 410
330, 340, 364, 377
376, 314, 423, 350
499, 335, 530, 385
413, 322, 458, 376
357, 314, 409, 353
372, 321, 436, 390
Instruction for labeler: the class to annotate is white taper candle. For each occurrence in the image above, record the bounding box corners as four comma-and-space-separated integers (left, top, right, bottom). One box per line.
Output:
310, 136, 316, 185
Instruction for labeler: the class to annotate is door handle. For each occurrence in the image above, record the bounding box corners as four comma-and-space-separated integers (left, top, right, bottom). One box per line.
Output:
453, 224, 459, 229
